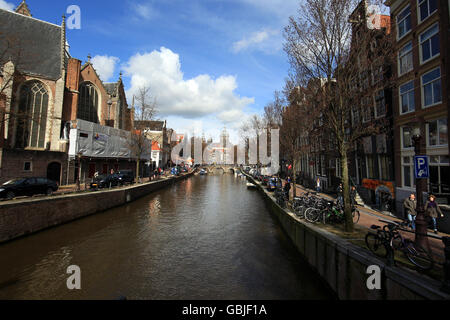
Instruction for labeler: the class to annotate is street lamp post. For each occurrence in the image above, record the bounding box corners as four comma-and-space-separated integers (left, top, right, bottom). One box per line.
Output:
76, 151, 83, 191
411, 125, 429, 249
107, 97, 112, 127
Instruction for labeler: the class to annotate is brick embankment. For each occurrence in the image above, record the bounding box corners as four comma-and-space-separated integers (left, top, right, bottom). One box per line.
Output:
0, 171, 194, 243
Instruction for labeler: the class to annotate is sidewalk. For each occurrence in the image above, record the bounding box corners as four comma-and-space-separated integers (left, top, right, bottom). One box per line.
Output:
54, 176, 169, 195
282, 180, 447, 263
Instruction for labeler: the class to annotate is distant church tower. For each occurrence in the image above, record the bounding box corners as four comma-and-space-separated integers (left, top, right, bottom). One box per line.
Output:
15, 0, 32, 17
220, 127, 230, 163
221, 127, 229, 147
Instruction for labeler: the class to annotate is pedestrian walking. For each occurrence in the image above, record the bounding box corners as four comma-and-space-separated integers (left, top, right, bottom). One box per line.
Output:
284, 177, 291, 200
403, 193, 417, 231
425, 194, 444, 234
316, 178, 321, 193
350, 186, 357, 207
336, 183, 343, 207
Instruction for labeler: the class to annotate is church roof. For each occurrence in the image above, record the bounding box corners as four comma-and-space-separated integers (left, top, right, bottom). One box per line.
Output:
134, 120, 165, 131
15, 0, 31, 16
0, 8, 63, 80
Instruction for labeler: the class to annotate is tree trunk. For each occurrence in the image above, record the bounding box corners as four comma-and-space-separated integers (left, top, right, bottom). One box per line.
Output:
341, 150, 354, 233
136, 159, 140, 182
292, 160, 297, 198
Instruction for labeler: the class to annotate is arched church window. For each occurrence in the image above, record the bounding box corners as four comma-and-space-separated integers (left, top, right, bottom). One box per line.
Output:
78, 82, 99, 123
16, 80, 48, 148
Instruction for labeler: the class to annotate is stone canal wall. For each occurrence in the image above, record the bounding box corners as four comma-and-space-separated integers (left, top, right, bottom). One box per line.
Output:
246, 174, 450, 300
0, 173, 193, 243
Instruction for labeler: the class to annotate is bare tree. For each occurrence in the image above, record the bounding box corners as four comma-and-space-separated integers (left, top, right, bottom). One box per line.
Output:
283, 0, 393, 232
134, 86, 158, 122
130, 86, 159, 181
263, 90, 284, 129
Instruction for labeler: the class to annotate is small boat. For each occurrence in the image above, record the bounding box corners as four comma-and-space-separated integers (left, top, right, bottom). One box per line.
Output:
199, 169, 207, 175
246, 182, 256, 188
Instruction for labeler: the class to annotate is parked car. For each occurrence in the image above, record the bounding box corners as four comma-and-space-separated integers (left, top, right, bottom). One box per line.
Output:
90, 174, 120, 189
117, 170, 135, 185
0, 177, 58, 200
267, 177, 278, 192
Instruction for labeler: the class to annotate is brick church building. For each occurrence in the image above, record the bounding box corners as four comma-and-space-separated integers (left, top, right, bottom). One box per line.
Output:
0, 1, 140, 186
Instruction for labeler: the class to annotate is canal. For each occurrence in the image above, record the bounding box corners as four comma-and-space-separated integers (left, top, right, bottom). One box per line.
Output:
0, 174, 334, 299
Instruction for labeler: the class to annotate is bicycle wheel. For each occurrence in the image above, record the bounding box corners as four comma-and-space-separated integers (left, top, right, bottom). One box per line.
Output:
305, 208, 319, 223
294, 205, 303, 217
365, 233, 388, 257
404, 240, 434, 271
352, 209, 360, 224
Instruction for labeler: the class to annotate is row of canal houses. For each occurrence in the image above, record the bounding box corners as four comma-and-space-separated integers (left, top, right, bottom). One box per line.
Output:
0, 1, 165, 186
284, 0, 449, 216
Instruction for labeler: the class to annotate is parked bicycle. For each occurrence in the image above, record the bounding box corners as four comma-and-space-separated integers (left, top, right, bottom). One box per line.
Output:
275, 188, 288, 209
365, 220, 434, 271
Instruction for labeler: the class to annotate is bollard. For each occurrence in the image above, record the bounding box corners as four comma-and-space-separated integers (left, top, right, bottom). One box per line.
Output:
441, 236, 450, 294
385, 241, 395, 267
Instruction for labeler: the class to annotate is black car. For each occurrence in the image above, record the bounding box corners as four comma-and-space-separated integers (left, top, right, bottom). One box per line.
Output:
117, 170, 135, 185
90, 174, 120, 189
0, 177, 59, 200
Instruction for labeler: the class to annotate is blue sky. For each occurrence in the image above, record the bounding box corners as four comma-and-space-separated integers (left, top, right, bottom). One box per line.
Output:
1, 0, 299, 142
1, 0, 389, 143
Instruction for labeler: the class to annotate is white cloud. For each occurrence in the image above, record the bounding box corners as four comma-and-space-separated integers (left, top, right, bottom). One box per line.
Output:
0, 0, 15, 11
132, 3, 157, 20
232, 29, 281, 54
91, 55, 120, 82
123, 47, 254, 119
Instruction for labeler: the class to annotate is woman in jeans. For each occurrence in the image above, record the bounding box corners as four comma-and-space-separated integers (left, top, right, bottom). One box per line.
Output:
425, 195, 444, 234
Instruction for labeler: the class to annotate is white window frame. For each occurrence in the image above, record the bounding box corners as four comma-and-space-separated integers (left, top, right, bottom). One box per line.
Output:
399, 80, 415, 115
426, 118, 448, 147
378, 154, 391, 181
401, 126, 414, 150
417, 0, 438, 23
397, 5, 412, 41
419, 23, 440, 65
371, 63, 383, 85
362, 96, 373, 123
401, 155, 416, 188
374, 90, 386, 119
429, 155, 450, 194
421, 67, 442, 108
398, 41, 413, 76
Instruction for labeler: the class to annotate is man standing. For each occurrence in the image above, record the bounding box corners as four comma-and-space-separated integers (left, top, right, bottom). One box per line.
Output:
403, 193, 417, 231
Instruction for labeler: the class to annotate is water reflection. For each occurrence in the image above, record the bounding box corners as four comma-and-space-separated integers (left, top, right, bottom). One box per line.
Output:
0, 175, 334, 300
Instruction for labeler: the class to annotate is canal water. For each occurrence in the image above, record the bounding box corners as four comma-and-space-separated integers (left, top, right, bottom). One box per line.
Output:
0, 174, 334, 299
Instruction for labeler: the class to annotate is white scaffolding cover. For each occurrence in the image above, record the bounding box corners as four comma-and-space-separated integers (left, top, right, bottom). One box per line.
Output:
68, 119, 151, 160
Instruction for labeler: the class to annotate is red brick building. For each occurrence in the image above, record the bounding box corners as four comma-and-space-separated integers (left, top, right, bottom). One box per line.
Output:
385, 0, 449, 212
62, 57, 137, 183
0, 1, 140, 186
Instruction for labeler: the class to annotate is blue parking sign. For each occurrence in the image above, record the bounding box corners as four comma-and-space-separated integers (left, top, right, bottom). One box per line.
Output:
414, 156, 429, 179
